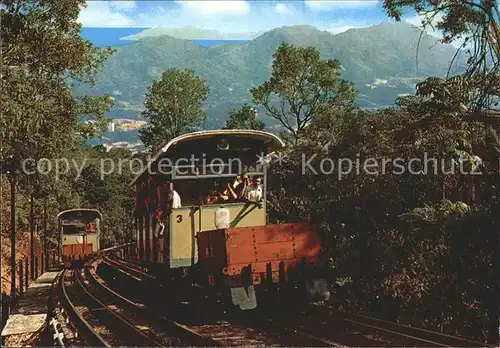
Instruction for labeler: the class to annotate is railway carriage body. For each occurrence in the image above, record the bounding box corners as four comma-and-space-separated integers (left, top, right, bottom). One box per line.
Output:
132, 130, 327, 309
58, 209, 102, 265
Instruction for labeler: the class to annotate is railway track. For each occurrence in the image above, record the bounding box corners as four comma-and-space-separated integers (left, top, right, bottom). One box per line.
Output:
344, 312, 492, 347
59, 265, 167, 346
103, 256, 154, 281
93, 256, 493, 347
265, 304, 493, 347
85, 259, 220, 346
98, 257, 341, 346
50, 271, 84, 346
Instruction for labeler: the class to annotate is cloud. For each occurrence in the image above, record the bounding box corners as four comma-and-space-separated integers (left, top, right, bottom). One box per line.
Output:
78, 1, 133, 27
274, 3, 295, 15
326, 25, 354, 34
128, 1, 301, 34
404, 15, 422, 27
305, 0, 379, 11
403, 12, 464, 48
79, 1, 250, 28
175, 0, 250, 15
109, 1, 136, 12
78, 0, 380, 36
325, 20, 372, 34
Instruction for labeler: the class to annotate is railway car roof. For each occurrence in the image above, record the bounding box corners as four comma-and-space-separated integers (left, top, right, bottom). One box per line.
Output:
130, 129, 284, 185
57, 208, 103, 219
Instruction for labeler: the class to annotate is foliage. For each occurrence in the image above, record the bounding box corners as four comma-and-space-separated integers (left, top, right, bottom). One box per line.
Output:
72, 22, 463, 134
383, 0, 499, 117
77, 95, 115, 139
251, 42, 357, 144
0, 0, 115, 189
139, 68, 210, 152
72, 147, 135, 246
1, 2, 498, 344
223, 104, 265, 130
383, 0, 499, 72
267, 83, 498, 342
0, 0, 118, 265
264, 32, 498, 340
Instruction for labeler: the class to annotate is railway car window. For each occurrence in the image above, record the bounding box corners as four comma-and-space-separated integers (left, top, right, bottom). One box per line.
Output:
62, 225, 83, 234
172, 179, 201, 207
200, 176, 260, 205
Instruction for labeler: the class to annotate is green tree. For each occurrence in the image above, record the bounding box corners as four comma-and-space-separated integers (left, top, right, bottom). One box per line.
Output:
383, 0, 499, 72
139, 69, 210, 151
70, 145, 135, 246
0, 0, 115, 200
223, 104, 265, 130
251, 43, 356, 144
0, 0, 115, 296
383, 0, 499, 118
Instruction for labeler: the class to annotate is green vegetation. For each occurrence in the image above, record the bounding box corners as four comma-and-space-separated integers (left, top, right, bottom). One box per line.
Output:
252, 42, 356, 143
74, 21, 466, 133
223, 104, 265, 130
264, 0, 498, 344
1, 0, 497, 344
139, 69, 210, 152
1, 0, 135, 290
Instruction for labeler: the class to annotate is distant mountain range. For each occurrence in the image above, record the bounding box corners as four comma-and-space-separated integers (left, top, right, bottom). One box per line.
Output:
121, 27, 264, 41
77, 22, 465, 143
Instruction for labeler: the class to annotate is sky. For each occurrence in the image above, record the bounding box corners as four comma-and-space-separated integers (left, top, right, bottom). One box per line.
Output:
77, 0, 423, 35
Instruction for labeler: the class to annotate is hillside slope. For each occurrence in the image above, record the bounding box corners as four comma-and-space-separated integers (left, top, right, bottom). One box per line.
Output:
76, 22, 465, 129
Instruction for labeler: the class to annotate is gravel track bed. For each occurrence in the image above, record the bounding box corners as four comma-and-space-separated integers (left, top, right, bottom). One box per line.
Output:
85, 265, 182, 346
268, 306, 444, 347
97, 262, 336, 346
63, 271, 124, 346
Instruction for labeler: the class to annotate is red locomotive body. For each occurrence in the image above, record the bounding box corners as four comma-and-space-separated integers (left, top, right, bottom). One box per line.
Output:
197, 223, 322, 287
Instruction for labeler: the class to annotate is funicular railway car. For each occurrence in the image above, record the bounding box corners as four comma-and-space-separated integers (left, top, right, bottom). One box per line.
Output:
132, 130, 328, 310
58, 208, 102, 267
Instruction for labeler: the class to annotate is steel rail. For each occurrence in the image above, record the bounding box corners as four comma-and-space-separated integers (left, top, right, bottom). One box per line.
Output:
306, 305, 493, 347
59, 269, 109, 347
72, 267, 163, 346
103, 256, 155, 280
347, 313, 495, 347
264, 317, 348, 347
90, 259, 222, 346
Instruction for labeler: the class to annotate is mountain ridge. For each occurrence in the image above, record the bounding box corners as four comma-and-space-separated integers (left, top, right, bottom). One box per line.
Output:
76, 22, 465, 137
120, 26, 264, 41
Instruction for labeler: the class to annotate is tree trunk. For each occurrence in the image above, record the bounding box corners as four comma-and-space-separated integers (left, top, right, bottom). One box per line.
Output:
43, 200, 48, 268
10, 172, 17, 298
30, 195, 34, 280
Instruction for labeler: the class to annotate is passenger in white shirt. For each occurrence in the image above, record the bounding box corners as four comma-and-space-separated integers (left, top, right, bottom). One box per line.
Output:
158, 188, 180, 236
244, 176, 263, 202
172, 189, 181, 208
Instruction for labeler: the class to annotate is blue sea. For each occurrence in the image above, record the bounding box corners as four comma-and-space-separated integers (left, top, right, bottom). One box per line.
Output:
81, 28, 249, 47
81, 28, 147, 47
